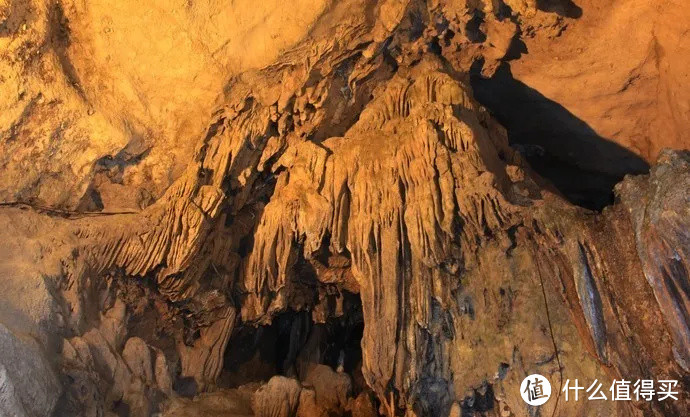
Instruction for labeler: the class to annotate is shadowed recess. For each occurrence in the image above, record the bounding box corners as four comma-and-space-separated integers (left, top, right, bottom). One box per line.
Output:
471, 63, 649, 210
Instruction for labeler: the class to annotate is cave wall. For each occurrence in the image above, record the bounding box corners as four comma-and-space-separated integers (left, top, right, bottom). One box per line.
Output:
0, 1, 689, 416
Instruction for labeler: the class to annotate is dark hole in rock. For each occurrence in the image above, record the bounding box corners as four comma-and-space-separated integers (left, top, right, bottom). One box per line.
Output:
219, 294, 366, 394
428, 38, 442, 55
461, 382, 496, 417
497, 363, 510, 380
443, 29, 455, 46
173, 376, 198, 398
112, 399, 131, 417
465, 10, 487, 44
537, 0, 583, 19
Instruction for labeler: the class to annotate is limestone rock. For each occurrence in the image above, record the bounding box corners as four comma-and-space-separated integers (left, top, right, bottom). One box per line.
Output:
252, 376, 302, 417
295, 389, 328, 417
302, 364, 352, 413
0, 324, 61, 417
0, 1, 688, 416
162, 386, 256, 417
347, 392, 379, 417
122, 337, 154, 385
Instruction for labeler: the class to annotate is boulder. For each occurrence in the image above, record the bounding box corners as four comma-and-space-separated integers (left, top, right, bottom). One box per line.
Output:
252, 376, 302, 417
302, 364, 352, 413
0, 323, 61, 417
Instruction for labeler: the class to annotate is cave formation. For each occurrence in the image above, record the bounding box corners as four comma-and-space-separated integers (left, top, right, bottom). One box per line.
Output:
0, 1, 689, 417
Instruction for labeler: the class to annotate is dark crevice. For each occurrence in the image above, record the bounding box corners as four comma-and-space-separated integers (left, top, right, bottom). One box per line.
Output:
48, 1, 88, 103
458, 381, 496, 417
537, 0, 583, 19
465, 10, 487, 44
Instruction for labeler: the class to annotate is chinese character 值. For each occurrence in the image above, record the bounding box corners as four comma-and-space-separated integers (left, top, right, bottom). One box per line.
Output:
610, 380, 631, 401
524, 376, 549, 402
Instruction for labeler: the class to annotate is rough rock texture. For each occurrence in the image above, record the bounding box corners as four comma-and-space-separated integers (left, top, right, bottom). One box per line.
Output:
0, 324, 61, 417
472, 0, 690, 208
251, 376, 302, 417
0, 0, 331, 209
302, 364, 352, 413
162, 384, 256, 417
0, 1, 689, 417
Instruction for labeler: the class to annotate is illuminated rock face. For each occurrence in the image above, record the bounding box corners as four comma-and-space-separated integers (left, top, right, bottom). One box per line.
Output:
0, 1, 689, 416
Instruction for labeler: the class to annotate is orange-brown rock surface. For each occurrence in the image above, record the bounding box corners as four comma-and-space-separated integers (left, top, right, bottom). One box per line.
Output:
0, 1, 688, 417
